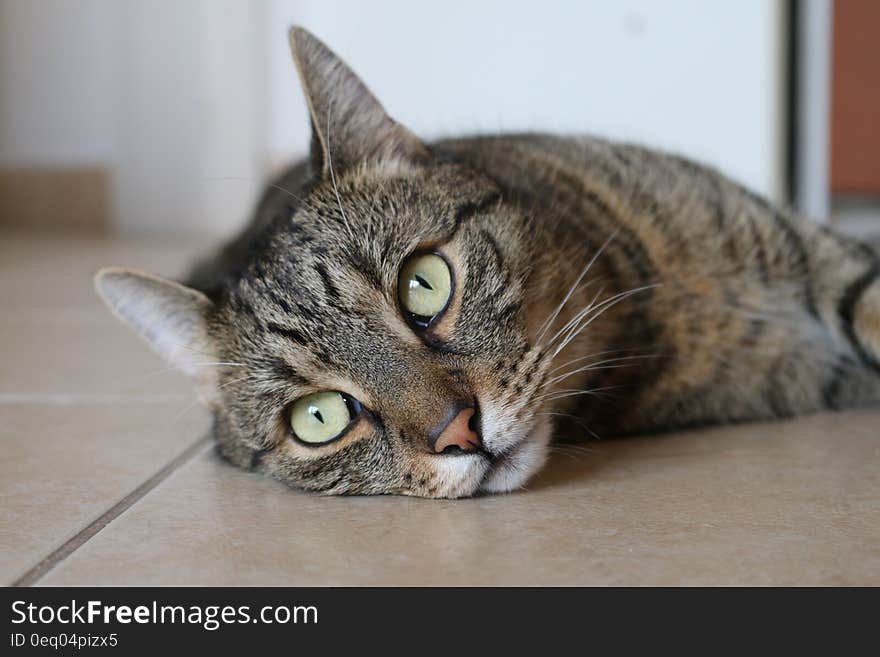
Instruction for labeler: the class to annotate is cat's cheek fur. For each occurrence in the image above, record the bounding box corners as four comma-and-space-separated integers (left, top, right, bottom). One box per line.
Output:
479, 417, 553, 494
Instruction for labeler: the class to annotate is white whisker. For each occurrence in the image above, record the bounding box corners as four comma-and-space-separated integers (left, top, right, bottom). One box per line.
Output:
543, 354, 665, 388
544, 285, 607, 349
537, 384, 626, 404
216, 376, 250, 391
535, 229, 619, 344
548, 348, 645, 375
552, 284, 659, 357
325, 97, 354, 240
205, 177, 306, 205
537, 412, 601, 440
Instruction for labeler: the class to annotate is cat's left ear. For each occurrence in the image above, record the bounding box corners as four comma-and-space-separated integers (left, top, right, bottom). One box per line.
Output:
94, 268, 220, 406
288, 26, 429, 176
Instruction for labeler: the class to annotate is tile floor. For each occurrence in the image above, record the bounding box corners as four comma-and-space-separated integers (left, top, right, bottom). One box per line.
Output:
2, 232, 879, 586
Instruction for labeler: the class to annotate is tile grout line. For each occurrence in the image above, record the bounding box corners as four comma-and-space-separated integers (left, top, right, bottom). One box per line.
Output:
12, 435, 213, 587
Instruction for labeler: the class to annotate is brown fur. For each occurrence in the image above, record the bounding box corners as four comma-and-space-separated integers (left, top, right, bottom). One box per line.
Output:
96, 28, 880, 498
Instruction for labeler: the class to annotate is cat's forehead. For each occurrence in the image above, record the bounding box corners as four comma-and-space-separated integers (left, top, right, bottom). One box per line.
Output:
247, 164, 499, 305
293, 164, 497, 249
220, 165, 500, 373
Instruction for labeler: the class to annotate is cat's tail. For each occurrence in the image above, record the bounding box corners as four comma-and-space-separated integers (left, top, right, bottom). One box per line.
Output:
844, 262, 880, 375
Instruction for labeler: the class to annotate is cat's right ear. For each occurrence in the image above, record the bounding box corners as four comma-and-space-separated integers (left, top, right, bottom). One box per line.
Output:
288, 26, 429, 176
94, 268, 219, 405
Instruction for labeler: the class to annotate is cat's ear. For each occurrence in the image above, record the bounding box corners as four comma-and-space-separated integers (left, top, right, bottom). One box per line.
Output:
288, 26, 428, 176
94, 268, 219, 403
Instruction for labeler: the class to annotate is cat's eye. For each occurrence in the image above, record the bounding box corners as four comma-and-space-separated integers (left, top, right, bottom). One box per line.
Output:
398, 253, 453, 327
289, 391, 362, 446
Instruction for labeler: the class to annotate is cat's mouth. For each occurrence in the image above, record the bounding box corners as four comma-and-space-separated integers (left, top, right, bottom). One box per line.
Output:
476, 417, 553, 495
478, 447, 512, 477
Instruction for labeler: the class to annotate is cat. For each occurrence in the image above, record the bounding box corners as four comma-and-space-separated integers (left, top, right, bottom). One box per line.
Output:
95, 27, 880, 498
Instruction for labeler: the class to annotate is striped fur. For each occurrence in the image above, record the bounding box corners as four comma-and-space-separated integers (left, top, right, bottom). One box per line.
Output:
104, 28, 880, 498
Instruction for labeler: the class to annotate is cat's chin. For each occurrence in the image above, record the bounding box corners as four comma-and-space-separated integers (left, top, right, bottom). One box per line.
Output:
478, 418, 553, 495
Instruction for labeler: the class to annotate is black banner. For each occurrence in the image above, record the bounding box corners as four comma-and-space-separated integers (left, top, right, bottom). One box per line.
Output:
1, 587, 875, 651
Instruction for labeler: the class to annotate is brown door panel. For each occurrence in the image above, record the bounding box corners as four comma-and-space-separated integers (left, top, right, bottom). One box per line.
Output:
831, 0, 880, 194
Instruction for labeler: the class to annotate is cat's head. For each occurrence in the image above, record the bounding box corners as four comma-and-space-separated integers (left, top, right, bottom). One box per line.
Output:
95, 28, 561, 498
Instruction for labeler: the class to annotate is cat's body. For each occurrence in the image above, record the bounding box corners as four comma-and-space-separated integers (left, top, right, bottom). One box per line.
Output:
96, 29, 880, 498
191, 133, 880, 438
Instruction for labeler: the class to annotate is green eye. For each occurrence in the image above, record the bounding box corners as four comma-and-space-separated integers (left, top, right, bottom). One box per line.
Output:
290, 391, 360, 445
399, 253, 453, 326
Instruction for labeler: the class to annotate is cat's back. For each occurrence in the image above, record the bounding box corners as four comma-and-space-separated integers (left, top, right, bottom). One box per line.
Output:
436, 133, 738, 217
435, 132, 746, 250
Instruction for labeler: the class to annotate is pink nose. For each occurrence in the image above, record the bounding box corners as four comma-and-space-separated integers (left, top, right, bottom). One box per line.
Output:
432, 407, 482, 453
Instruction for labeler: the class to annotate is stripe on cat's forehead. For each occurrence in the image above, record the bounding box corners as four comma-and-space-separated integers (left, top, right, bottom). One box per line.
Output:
257, 191, 503, 311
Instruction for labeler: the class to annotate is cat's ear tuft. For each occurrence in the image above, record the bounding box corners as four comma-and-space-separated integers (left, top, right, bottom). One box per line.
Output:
288, 26, 428, 176
94, 268, 219, 399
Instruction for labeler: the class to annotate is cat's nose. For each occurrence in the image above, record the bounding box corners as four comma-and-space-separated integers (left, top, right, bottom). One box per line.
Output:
430, 405, 482, 454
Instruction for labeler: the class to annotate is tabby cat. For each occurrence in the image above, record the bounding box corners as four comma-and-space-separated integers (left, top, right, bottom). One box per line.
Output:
95, 27, 880, 498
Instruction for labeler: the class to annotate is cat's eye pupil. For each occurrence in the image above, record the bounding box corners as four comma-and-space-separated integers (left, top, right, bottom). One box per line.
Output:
414, 274, 433, 291
310, 407, 324, 424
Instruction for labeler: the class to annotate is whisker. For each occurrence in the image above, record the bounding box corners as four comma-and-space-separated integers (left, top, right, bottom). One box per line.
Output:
544, 285, 607, 349
171, 374, 251, 424
537, 412, 601, 440
170, 343, 224, 360
535, 229, 619, 344
542, 354, 665, 389
325, 96, 355, 241
137, 362, 246, 384
205, 177, 306, 205
548, 447, 580, 461
536, 384, 627, 404
216, 376, 250, 391
548, 348, 648, 375
551, 284, 659, 357
550, 443, 601, 456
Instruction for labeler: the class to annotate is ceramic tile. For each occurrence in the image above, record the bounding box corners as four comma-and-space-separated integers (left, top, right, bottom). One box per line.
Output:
0, 402, 209, 584
0, 232, 213, 312
0, 312, 196, 399
39, 411, 880, 586
0, 231, 214, 584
